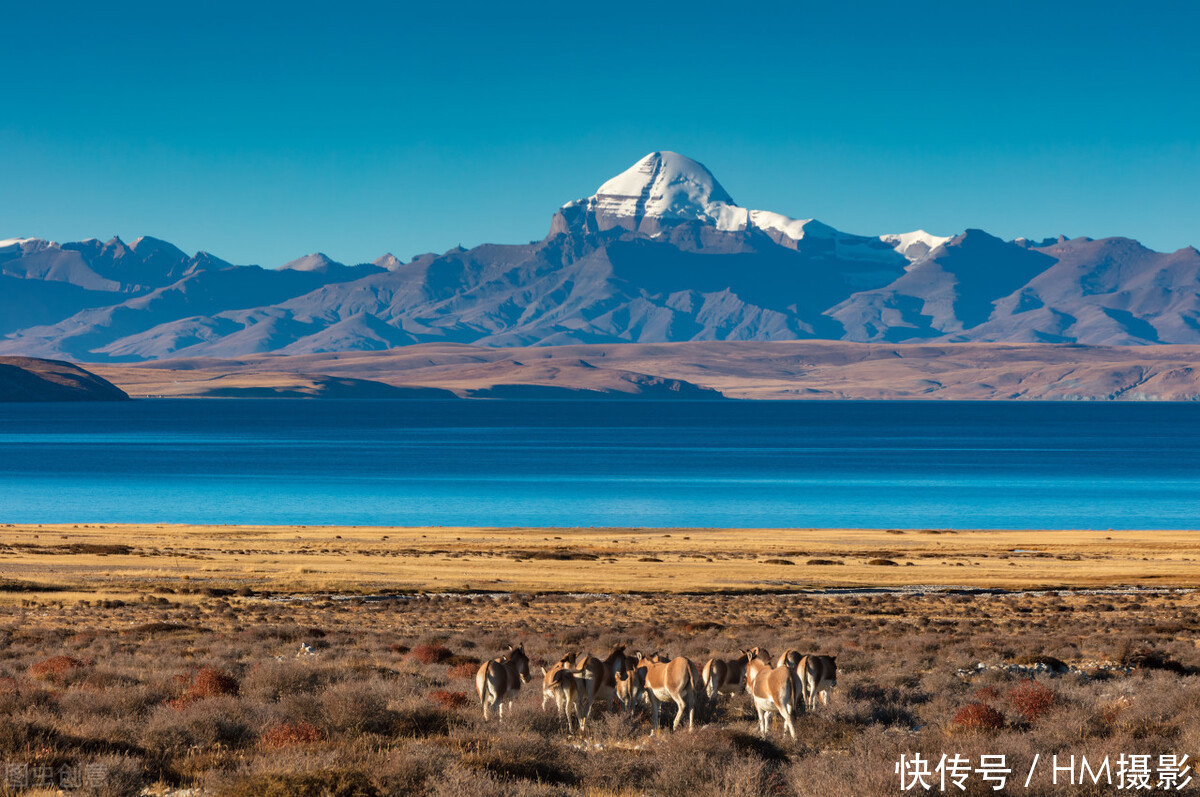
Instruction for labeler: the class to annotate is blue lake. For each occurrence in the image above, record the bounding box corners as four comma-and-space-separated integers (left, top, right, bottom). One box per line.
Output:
0, 399, 1198, 529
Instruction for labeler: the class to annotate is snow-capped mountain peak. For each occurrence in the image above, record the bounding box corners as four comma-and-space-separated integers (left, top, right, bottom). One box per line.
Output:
879, 230, 952, 261
558, 151, 827, 241
592, 150, 735, 215
281, 252, 341, 272
554, 152, 928, 265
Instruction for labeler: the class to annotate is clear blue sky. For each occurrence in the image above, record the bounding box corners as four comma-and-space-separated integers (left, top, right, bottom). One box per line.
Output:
3, 1, 1197, 266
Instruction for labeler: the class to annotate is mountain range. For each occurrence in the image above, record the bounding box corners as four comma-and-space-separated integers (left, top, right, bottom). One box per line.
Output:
4, 151, 1200, 362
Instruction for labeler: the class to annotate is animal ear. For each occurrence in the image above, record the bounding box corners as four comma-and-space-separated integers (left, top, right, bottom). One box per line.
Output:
540, 665, 547, 674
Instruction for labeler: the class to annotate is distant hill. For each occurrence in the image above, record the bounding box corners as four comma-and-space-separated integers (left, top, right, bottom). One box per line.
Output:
3, 151, 1200, 361
88, 340, 1200, 401
0, 357, 129, 402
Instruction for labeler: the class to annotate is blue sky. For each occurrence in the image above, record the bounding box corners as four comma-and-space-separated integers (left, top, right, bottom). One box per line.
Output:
2, 1, 1197, 266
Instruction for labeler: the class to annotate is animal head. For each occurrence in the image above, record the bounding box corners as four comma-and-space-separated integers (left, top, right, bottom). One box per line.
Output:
614, 667, 645, 712
508, 644, 531, 682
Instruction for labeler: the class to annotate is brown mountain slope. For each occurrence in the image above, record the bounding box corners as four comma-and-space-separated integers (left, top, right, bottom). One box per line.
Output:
0, 356, 130, 402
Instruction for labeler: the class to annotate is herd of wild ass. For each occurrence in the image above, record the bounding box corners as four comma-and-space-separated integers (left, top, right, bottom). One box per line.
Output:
474, 644, 837, 738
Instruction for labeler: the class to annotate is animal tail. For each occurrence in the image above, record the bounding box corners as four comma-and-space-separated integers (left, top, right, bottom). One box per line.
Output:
799, 656, 814, 709
701, 660, 716, 700
476, 662, 492, 706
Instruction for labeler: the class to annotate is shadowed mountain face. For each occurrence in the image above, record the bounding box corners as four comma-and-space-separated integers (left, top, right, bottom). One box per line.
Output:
0, 357, 129, 401
2, 151, 1199, 361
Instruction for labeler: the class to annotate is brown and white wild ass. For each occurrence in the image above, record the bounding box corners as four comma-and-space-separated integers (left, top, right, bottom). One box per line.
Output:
799, 654, 837, 710
702, 649, 758, 706
569, 644, 628, 729
540, 653, 574, 714
628, 653, 700, 733
475, 644, 531, 720
775, 648, 838, 711
539, 663, 587, 731
744, 647, 800, 739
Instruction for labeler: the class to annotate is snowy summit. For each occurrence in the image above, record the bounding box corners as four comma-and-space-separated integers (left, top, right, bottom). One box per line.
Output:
556, 151, 940, 261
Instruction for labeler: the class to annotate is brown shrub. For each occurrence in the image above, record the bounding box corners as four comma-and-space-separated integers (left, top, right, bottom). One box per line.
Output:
447, 662, 478, 680
806, 559, 843, 566
320, 680, 395, 736
974, 685, 1001, 701
951, 702, 1006, 731
1005, 680, 1057, 723
260, 721, 325, 748
29, 655, 87, 683
429, 689, 471, 709
867, 558, 899, 566
169, 666, 239, 707
142, 695, 256, 754
762, 558, 795, 566
410, 644, 453, 664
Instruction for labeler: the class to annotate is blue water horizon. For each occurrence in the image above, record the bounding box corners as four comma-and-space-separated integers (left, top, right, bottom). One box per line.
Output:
1, 399, 1198, 530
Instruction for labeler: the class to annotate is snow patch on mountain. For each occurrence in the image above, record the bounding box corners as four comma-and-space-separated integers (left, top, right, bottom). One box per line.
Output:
880, 230, 952, 261
0, 238, 36, 249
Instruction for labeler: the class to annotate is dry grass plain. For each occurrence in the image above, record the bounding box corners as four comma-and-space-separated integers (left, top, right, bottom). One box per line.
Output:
2, 525, 1199, 796
3, 524, 1200, 598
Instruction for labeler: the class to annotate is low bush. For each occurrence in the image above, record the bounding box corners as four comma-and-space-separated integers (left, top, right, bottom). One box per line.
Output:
170, 666, 239, 707
260, 721, 325, 747
429, 690, 471, 710
1005, 680, 1057, 723
447, 662, 478, 680
951, 702, 1006, 731
410, 645, 453, 665
29, 655, 88, 683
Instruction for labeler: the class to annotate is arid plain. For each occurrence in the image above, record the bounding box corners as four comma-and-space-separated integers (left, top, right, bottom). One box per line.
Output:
2, 524, 1199, 796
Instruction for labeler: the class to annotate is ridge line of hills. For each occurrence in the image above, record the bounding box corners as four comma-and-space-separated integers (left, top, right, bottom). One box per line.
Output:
3, 151, 1200, 365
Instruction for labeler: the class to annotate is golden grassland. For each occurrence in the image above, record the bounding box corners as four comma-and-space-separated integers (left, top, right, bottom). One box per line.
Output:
2, 523, 1199, 600
3, 524, 1200, 795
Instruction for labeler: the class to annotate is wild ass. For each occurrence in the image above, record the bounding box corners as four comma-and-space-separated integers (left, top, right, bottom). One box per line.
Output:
629, 653, 700, 733
539, 663, 587, 732
475, 644, 531, 720
799, 654, 838, 710
745, 647, 800, 738
775, 649, 838, 710
541, 653, 576, 714
701, 649, 757, 704
569, 644, 628, 727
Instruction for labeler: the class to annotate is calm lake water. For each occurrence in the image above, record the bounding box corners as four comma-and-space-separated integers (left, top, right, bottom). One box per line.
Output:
0, 399, 1198, 529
